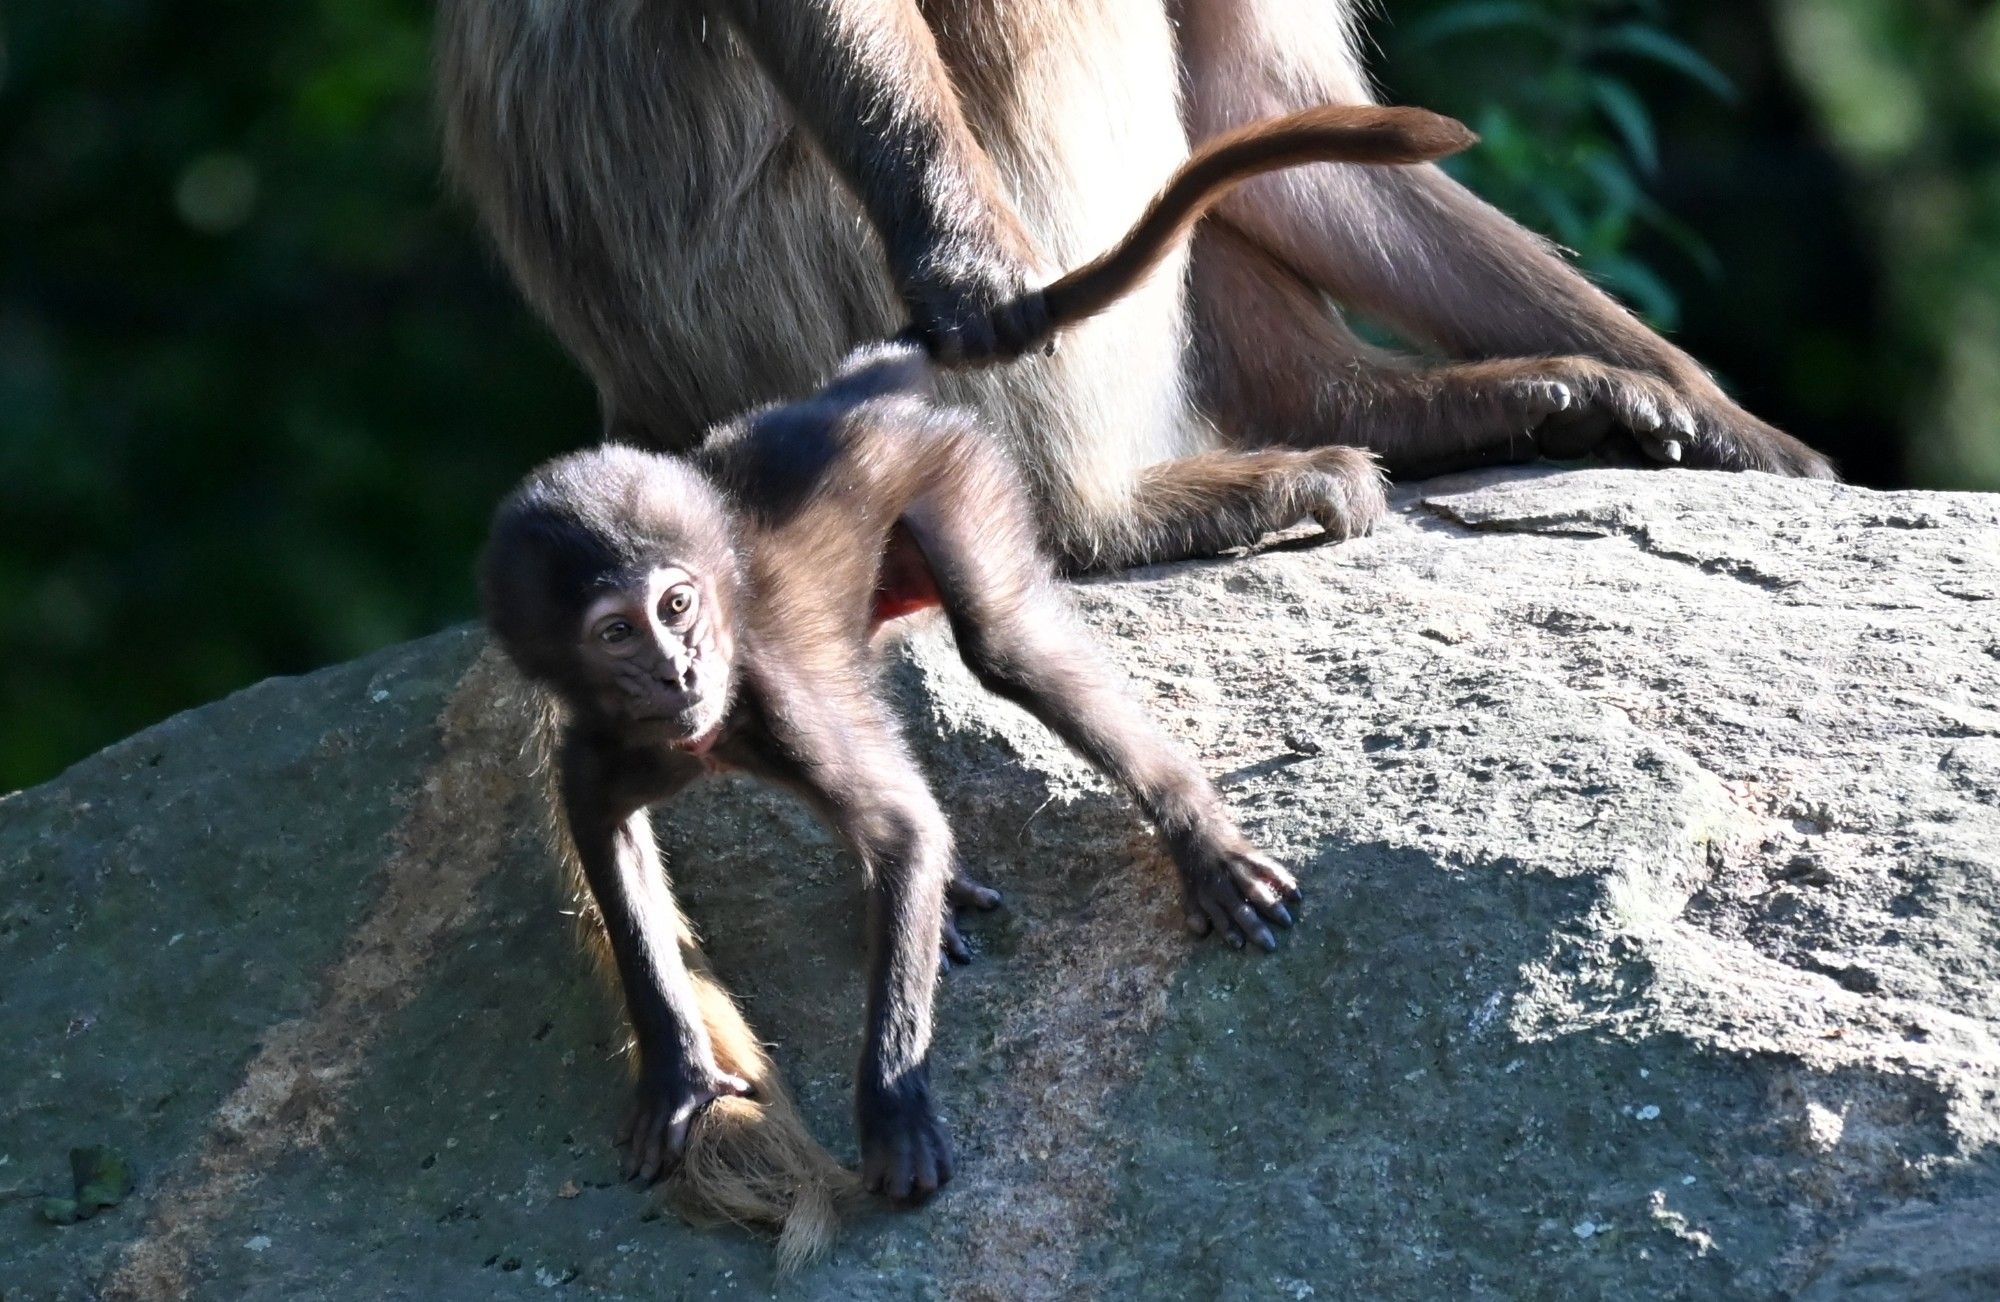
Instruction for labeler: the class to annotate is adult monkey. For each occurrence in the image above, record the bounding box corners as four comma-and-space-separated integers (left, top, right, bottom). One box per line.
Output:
437, 0, 1834, 573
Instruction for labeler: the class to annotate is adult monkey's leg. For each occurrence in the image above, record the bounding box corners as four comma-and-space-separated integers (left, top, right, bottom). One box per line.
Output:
1172, 0, 1836, 479
1190, 222, 1700, 477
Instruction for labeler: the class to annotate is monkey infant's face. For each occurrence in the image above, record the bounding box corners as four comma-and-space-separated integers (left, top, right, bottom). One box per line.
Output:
580, 564, 735, 751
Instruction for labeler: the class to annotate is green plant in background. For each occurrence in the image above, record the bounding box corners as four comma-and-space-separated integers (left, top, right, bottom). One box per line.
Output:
1771, 0, 2000, 491
1386, 0, 2000, 495
0, 0, 591, 790
1393, 0, 1740, 330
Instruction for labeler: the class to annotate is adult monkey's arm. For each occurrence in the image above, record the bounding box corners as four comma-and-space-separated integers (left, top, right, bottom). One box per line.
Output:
712, 0, 1047, 360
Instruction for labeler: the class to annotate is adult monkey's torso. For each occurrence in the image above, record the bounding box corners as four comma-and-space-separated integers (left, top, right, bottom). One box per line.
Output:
437, 0, 1207, 552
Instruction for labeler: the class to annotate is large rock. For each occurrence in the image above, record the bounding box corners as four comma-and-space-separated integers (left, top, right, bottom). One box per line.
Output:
2, 467, 1996, 1300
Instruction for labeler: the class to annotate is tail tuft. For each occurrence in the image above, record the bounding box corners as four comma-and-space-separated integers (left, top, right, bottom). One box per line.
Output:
510, 671, 856, 1273
665, 975, 861, 1274
1278, 104, 1478, 164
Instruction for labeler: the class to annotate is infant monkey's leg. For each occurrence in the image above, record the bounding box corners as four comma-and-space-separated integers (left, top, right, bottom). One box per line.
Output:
903, 419, 1298, 950
779, 708, 959, 1204
941, 868, 1002, 967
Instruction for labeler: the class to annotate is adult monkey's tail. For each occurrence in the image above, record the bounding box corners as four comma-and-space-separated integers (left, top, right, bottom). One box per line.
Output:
892, 104, 1476, 361
1036, 104, 1476, 330
517, 687, 854, 1273
661, 955, 854, 1271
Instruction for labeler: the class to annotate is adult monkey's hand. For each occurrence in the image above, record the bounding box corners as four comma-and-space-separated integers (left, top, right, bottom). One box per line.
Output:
709, 0, 1054, 364
896, 209, 1054, 366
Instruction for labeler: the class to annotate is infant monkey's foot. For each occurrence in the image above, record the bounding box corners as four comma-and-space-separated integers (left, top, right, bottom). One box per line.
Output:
1174, 833, 1300, 952
616, 1062, 753, 1183
858, 1076, 954, 1204
941, 870, 1003, 967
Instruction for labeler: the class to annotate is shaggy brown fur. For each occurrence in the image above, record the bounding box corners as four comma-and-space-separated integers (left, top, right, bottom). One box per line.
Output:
488, 398, 1299, 1261
440, 0, 1837, 1263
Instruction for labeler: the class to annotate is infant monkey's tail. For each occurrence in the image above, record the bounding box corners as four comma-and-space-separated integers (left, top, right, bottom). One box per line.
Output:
1035, 104, 1475, 331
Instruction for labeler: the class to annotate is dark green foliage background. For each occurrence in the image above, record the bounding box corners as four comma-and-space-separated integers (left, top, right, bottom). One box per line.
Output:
3, 0, 1996, 790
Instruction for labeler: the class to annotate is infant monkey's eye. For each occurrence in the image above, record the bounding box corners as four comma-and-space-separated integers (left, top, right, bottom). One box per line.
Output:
661, 585, 696, 621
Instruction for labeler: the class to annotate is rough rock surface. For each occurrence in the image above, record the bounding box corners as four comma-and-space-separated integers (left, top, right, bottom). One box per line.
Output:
2, 467, 1997, 1300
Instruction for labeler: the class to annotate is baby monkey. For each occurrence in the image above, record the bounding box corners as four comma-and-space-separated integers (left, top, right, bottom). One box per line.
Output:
481, 105, 1472, 1203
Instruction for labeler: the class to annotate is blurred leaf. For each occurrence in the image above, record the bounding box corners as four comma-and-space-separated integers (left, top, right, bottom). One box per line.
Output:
0, 0, 596, 790
1578, 149, 1643, 219
1593, 23, 1739, 102
1590, 254, 1681, 330
1406, 2, 1558, 48
1589, 75, 1659, 174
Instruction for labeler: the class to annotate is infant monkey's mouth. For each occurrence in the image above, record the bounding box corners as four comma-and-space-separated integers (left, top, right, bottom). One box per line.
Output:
674, 722, 723, 756
628, 702, 716, 746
